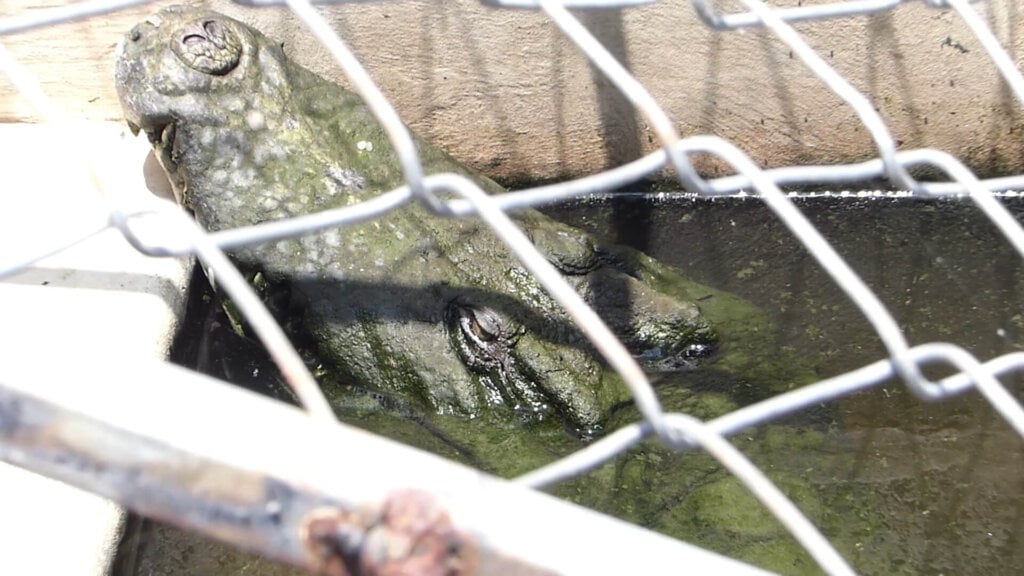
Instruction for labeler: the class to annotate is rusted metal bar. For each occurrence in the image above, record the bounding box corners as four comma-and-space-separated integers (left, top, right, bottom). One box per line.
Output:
0, 357, 771, 575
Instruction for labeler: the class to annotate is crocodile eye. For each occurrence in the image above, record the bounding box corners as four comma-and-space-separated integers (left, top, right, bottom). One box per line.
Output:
172, 17, 242, 75
446, 302, 523, 374
460, 307, 503, 346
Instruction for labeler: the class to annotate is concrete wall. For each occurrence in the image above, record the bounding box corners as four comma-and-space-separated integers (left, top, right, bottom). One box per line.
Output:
3, 0, 1023, 183
0, 122, 193, 576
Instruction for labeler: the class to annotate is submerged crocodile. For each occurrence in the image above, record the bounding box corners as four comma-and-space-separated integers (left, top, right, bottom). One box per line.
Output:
114, 6, 778, 433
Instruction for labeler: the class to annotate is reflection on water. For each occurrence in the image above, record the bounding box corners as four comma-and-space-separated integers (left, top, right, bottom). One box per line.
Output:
116, 196, 1024, 575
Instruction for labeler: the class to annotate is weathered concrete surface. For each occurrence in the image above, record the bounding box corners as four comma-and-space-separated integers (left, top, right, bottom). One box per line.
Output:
0, 122, 192, 576
2, 0, 1023, 182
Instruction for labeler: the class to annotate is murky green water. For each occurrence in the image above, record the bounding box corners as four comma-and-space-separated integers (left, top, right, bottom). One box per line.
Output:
550, 195, 1024, 574
116, 196, 1024, 575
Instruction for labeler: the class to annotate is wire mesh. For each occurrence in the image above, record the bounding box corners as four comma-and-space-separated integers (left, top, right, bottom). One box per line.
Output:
1, 0, 1024, 574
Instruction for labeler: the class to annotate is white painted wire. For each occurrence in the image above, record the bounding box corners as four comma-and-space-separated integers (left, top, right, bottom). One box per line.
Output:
1, 0, 1023, 574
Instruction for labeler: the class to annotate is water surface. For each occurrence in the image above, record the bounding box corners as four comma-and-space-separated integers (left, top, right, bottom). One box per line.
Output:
116, 195, 1024, 575
549, 195, 1024, 574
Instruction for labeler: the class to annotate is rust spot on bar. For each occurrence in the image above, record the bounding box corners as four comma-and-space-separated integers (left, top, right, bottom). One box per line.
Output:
303, 490, 477, 576
305, 507, 362, 576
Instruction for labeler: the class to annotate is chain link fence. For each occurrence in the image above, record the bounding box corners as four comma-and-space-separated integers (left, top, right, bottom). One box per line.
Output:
1, 0, 1023, 574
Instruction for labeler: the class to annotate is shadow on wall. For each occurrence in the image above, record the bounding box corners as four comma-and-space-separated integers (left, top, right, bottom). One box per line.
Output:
579, 10, 652, 254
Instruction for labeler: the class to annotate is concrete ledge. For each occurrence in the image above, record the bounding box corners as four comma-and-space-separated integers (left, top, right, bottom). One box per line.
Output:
0, 122, 191, 576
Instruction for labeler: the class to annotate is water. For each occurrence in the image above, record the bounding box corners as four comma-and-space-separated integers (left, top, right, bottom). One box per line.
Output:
550, 195, 1024, 574
115, 195, 1024, 575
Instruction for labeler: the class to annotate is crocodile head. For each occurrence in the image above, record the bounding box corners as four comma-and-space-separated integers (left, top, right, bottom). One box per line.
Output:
114, 6, 718, 434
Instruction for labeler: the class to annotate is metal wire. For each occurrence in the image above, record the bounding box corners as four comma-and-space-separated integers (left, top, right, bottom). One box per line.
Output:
946, 0, 1024, 113
2, 0, 1024, 574
692, 0, 904, 29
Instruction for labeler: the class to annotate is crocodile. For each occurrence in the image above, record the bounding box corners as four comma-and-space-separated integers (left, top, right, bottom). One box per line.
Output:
114, 5, 777, 433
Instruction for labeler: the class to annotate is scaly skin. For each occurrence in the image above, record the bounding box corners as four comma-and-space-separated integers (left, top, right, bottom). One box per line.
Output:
114, 6, 732, 432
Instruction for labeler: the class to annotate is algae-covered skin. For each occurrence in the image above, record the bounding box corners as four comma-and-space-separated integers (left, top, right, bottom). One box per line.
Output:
113, 6, 760, 431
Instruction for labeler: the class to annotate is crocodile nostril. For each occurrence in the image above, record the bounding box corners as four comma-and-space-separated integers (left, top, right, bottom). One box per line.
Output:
171, 17, 242, 75
203, 19, 222, 37
129, 26, 142, 42
181, 33, 205, 48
